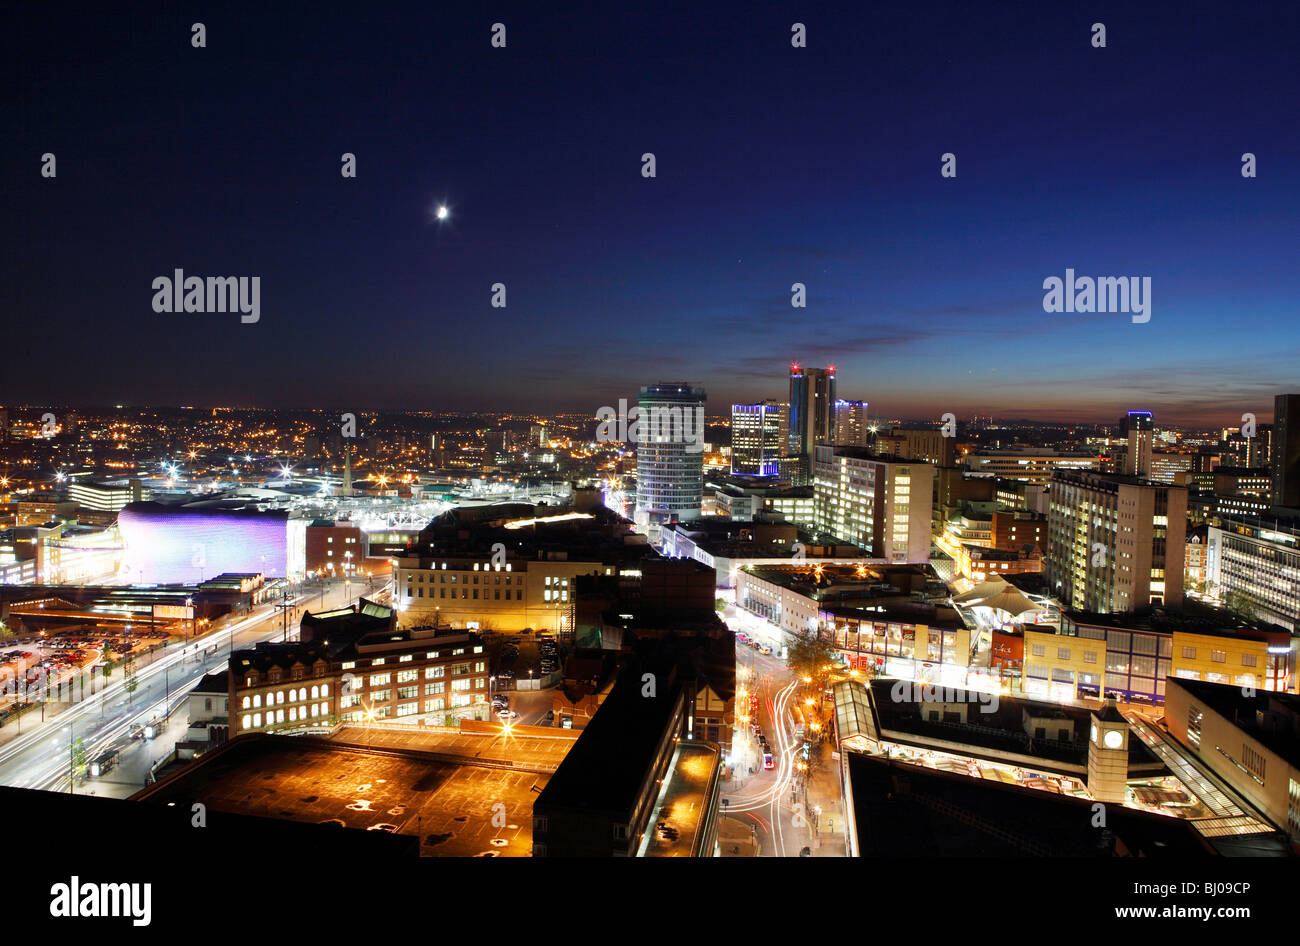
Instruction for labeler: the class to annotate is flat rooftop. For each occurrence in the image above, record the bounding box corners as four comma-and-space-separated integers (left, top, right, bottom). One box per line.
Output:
641, 742, 719, 857
846, 752, 1217, 857
328, 721, 579, 771
136, 733, 550, 857
1170, 678, 1300, 772
867, 679, 1165, 774
743, 562, 932, 596
1064, 603, 1290, 641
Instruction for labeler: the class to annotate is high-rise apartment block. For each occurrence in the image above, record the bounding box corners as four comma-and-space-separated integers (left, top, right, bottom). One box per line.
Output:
832, 399, 869, 447
1045, 470, 1187, 613
812, 445, 933, 564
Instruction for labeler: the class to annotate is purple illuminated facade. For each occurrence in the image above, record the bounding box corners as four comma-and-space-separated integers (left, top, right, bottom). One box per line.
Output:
118, 503, 288, 583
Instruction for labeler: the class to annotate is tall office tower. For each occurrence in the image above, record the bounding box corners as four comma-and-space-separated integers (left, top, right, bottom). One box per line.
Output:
1121, 411, 1154, 478
0, 408, 7, 443
1247, 423, 1272, 469
1045, 470, 1187, 613
730, 400, 787, 476
635, 382, 706, 526
832, 399, 870, 447
813, 445, 934, 564
1271, 394, 1300, 508
788, 363, 836, 481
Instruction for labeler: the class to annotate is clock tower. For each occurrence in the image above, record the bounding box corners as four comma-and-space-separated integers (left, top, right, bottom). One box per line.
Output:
1087, 698, 1130, 803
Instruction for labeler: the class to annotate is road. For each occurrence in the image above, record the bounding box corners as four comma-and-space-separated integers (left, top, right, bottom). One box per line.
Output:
0, 578, 381, 794
719, 645, 814, 856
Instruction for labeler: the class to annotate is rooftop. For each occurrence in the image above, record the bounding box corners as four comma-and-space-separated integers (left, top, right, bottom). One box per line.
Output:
1169, 678, 1300, 772
135, 733, 545, 856
846, 752, 1217, 857
1063, 603, 1291, 642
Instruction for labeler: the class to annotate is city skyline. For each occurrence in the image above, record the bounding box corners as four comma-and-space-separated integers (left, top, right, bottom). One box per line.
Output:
4, 2, 1298, 424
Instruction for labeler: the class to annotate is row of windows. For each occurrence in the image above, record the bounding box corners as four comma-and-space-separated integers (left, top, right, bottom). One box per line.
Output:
339, 646, 479, 670
1032, 641, 1261, 668
408, 587, 524, 600
242, 702, 330, 728
241, 684, 330, 709
409, 572, 517, 584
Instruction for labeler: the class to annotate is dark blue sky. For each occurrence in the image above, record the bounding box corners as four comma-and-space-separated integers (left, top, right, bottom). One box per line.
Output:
3, 1, 1297, 424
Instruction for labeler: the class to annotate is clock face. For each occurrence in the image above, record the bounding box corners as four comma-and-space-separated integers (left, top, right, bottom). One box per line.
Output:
1103, 730, 1123, 749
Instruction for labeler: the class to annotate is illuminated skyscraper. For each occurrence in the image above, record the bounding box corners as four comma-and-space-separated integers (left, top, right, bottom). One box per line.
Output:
635, 382, 706, 527
730, 400, 787, 476
832, 399, 869, 447
788, 364, 836, 481
1121, 411, 1154, 478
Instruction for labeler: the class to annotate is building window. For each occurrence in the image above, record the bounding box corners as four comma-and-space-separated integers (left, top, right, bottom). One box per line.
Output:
1210, 650, 1226, 663
1242, 744, 1266, 784
1187, 705, 1203, 748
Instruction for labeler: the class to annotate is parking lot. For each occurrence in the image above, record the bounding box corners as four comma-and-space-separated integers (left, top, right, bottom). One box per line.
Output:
483, 630, 563, 686
0, 624, 175, 719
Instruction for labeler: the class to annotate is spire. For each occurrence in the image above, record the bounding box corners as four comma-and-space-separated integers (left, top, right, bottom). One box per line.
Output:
342, 443, 353, 497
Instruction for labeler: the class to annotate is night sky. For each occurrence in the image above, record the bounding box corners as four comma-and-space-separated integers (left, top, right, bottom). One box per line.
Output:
3, 1, 1298, 424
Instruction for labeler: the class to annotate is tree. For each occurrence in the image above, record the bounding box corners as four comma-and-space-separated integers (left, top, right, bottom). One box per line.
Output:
70, 737, 87, 787
786, 628, 838, 694
1222, 590, 1256, 622
715, 597, 727, 612
124, 665, 139, 705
